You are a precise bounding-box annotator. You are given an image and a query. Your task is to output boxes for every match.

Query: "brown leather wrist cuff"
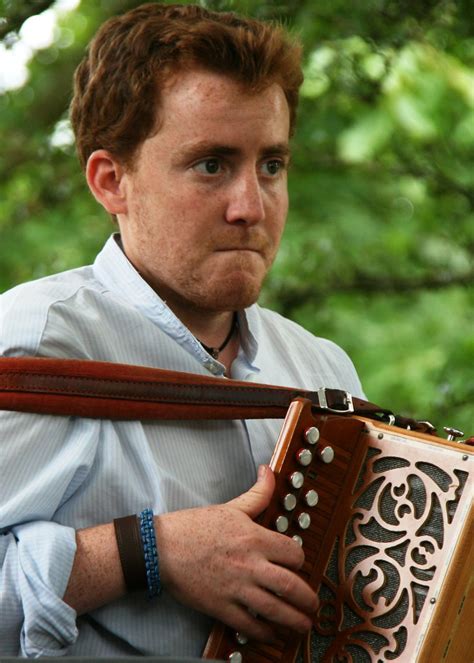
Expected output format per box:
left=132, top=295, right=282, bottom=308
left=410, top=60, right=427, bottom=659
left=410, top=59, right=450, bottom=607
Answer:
left=113, top=514, right=147, bottom=592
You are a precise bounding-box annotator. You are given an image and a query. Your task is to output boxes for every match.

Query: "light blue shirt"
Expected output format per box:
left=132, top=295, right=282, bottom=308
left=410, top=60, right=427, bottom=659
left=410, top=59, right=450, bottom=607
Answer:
left=0, top=235, right=364, bottom=658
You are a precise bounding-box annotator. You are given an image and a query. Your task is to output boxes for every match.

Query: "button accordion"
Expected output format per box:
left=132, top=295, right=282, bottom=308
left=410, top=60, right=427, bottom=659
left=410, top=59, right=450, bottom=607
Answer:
left=203, top=398, right=473, bottom=663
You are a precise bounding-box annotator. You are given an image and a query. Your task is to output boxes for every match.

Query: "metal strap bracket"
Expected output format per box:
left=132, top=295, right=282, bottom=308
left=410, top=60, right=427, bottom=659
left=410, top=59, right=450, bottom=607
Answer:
left=317, top=388, right=354, bottom=414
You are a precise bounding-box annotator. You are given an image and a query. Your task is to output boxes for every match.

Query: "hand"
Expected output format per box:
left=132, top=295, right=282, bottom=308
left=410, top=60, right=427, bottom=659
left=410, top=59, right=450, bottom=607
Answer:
left=154, top=465, right=318, bottom=642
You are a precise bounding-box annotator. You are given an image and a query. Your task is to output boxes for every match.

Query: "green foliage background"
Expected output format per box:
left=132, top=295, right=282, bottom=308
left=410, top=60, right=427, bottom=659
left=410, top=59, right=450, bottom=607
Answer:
left=1, top=0, right=473, bottom=433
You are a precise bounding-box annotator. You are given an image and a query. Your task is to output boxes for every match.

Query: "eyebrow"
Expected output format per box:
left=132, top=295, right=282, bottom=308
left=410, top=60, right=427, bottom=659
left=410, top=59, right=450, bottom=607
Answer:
left=179, top=140, right=291, bottom=161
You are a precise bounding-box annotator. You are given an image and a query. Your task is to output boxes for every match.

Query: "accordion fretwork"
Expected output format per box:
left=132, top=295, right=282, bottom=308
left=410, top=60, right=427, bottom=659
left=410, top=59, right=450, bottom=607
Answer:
left=204, top=398, right=473, bottom=662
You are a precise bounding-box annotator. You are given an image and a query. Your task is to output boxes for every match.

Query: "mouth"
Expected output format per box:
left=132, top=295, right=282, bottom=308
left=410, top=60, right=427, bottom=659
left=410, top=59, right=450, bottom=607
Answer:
left=216, top=247, right=261, bottom=253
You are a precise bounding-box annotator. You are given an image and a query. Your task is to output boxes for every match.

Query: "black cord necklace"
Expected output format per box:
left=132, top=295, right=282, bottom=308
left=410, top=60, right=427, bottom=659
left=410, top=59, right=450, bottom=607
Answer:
left=198, top=313, right=238, bottom=360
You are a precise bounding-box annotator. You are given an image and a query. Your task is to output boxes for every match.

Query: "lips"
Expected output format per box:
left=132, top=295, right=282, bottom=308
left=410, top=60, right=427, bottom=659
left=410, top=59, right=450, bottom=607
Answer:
left=215, top=241, right=267, bottom=252
left=217, top=247, right=260, bottom=252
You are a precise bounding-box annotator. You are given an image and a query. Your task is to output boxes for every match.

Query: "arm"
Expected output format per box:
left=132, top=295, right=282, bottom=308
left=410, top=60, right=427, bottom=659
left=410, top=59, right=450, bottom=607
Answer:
left=64, top=465, right=317, bottom=643
left=0, top=412, right=98, bottom=657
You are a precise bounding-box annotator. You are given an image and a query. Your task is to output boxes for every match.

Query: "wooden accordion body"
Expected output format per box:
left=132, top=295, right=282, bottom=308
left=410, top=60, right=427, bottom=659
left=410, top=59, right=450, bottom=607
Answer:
left=203, top=399, right=474, bottom=662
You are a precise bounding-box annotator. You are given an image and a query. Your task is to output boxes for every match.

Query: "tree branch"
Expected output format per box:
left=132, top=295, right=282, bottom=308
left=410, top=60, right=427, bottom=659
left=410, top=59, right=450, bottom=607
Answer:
left=272, top=269, right=474, bottom=313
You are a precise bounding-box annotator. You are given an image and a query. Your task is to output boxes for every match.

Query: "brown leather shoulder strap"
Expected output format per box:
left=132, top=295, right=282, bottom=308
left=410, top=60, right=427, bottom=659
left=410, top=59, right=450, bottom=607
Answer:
left=0, top=356, right=394, bottom=423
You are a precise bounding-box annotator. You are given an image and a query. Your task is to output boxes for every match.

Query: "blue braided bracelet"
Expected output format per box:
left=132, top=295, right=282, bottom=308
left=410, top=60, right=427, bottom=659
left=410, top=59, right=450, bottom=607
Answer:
left=139, top=508, right=161, bottom=599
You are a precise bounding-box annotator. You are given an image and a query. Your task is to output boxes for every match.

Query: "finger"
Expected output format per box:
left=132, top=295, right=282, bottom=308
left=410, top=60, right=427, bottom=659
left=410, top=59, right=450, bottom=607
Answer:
left=259, top=528, right=306, bottom=571
left=264, top=563, right=318, bottom=616
left=240, top=586, right=313, bottom=634
left=222, top=602, right=279, bottom=644
left=227, top=464, right=275, bottom=520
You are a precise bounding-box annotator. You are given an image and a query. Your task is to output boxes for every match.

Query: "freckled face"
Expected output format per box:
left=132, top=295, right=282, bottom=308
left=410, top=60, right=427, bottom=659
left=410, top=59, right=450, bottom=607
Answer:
left=118, top=69, right=290, bottom=314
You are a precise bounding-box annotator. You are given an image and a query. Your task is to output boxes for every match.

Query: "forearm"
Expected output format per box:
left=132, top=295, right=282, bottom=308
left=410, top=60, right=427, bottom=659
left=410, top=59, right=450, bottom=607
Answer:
left=63, top=468, right=317, bottom=644
left=2, top=520, right=78, bottom=657
left=63, top=522, right=127, bottom=615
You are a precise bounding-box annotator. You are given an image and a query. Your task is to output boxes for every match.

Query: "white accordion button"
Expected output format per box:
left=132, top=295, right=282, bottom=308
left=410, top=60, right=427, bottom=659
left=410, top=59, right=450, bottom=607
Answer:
left=298, top=512, right=311, bottom=530
left=319, top=446, right=335, bottom=464
left=228, top=652, right=243, bottom=662
left=305, top=489, right=319, bottom=507
left=275, top=515, right=289, bottom=533
left=289, top=471, right=304, bottom=489
left=283, top=493, right=297, bottom=511
left=296, top=448, right=313, bottom=466
left=235, top=632, right=248, bottom=645
left=305, top=426, right=320, bottom=445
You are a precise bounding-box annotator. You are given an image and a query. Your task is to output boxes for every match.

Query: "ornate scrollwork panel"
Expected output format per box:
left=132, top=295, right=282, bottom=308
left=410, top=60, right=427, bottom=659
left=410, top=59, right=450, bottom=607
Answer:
left=311, top=430, right=471, bottom=662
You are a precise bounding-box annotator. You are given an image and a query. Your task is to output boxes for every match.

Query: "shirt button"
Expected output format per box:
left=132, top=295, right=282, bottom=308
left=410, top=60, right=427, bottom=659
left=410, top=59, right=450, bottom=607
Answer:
left=204, top=361, right=221, bottom=375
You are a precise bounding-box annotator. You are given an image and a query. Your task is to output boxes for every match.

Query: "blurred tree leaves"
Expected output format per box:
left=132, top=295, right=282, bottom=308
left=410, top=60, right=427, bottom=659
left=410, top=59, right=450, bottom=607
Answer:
left=0, top=0, right=472, bottom=432
left=0, top=1, right=56, bottom=39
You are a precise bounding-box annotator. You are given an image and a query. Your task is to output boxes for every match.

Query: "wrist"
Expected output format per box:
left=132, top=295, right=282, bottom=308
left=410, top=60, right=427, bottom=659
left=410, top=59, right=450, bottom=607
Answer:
left=113, top=508, right=161, bottom=599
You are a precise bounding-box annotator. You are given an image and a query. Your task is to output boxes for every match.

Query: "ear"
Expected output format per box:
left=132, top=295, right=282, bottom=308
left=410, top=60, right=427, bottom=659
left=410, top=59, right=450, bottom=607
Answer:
left=86, top=150, right=128, bottom=215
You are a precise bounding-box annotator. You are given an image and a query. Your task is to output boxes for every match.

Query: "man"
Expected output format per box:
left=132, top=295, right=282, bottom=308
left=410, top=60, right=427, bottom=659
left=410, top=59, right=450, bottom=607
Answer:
left=0, top=3, right=364, bottom=658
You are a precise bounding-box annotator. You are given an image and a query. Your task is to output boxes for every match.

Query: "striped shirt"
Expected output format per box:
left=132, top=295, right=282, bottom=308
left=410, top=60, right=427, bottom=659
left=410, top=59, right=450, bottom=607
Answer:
left=0, top=234, right=364, bottom=657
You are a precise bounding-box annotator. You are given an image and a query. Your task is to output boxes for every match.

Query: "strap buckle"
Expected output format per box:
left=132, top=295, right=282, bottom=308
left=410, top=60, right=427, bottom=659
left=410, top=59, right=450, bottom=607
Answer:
left=317, top=388, right=354, bottom=414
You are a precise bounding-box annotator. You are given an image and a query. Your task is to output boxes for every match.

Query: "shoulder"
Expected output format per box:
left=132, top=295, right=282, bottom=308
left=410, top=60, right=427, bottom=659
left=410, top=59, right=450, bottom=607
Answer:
left=254, top=305, right=347, bottom=357
left=250, top=305, right=365, bottom=398
left=0, top=266, right=100, bottom=357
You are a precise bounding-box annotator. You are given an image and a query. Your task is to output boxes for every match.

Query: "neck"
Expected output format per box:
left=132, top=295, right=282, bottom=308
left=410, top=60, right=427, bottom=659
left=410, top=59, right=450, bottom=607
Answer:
left=166, top=302, right=240, bottom=373
left=174, top=307, right=235, bottom=348
left=195, top=312, right=240, bottom=375
left=209, top=329, right=240, bottom=375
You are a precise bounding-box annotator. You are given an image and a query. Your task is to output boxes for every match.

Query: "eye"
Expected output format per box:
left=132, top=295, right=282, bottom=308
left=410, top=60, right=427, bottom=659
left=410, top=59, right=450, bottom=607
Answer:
left=261, top=159, right=285, bottom=176
left=193, top=158, right=222, bottom=175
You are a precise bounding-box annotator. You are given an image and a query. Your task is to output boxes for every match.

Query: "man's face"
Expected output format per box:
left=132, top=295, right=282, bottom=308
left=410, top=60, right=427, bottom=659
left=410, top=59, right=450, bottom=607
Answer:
left=118, top=69, right=290, bottom=316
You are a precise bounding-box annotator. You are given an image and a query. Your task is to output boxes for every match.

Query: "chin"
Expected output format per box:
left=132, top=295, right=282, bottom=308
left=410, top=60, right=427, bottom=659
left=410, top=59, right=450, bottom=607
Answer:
left=198, top=275, right=263, bottom=312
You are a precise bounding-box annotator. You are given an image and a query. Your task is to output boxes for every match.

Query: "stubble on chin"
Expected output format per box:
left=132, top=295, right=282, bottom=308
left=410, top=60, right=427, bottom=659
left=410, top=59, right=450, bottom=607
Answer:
left=211, top=285, right=261, bottom=312
left=201, top=248, right=280, bottom=311
left=185, top=275, right=263, bottom=313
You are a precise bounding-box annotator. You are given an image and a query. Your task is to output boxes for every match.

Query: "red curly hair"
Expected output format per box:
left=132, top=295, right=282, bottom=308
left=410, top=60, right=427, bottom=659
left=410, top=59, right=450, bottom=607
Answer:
left=70, top=3, right=303, bottom=170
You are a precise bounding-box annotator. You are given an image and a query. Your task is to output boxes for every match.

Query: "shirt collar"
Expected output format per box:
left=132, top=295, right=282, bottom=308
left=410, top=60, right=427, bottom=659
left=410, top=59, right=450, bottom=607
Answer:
left=93, top=234, right=260, bottom=376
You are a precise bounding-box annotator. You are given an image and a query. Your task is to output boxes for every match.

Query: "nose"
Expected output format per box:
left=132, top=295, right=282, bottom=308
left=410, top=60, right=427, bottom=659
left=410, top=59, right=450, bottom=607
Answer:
left=224, top=169, right=265, bottom=226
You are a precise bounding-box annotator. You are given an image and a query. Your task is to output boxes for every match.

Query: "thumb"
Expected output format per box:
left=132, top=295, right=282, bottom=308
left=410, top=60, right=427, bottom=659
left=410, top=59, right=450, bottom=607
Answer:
left=228, top=464, right=275, bottom=520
